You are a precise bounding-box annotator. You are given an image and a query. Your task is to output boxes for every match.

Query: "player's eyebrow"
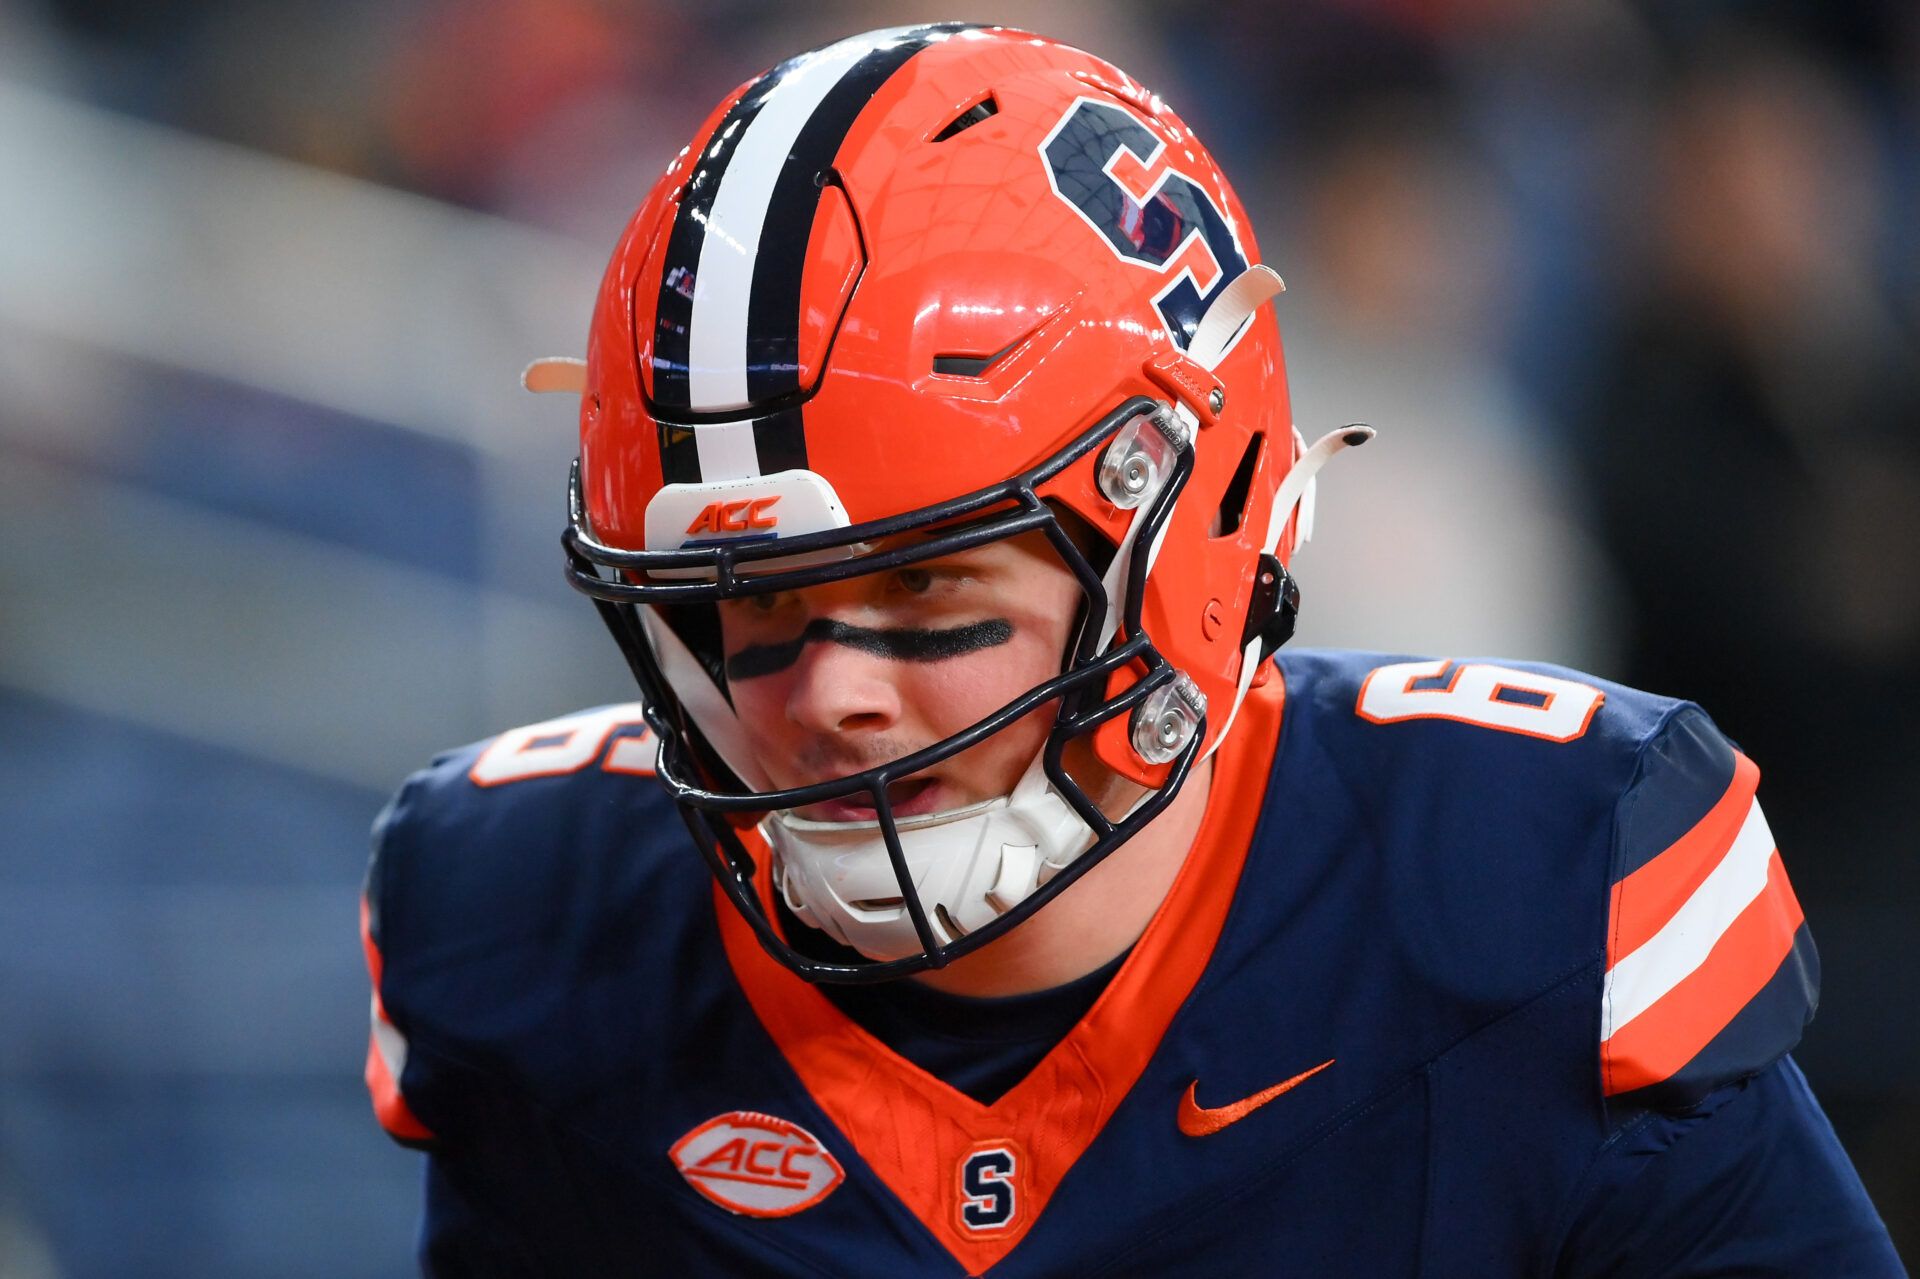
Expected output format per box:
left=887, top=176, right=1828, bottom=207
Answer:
left=725, top=618, right=1014, bottom=681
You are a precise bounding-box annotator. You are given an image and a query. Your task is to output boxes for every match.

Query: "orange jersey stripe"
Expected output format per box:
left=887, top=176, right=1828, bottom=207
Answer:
left=1603, top=850, right=1805, bottom=1096
left=360, top=896, right=434, bottom=1142
left=1608, top=752, right=1759, bottom=965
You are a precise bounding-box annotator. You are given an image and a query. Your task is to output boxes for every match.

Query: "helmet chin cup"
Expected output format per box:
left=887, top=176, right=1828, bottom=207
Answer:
left=766, top=757, right=1096, bottom=963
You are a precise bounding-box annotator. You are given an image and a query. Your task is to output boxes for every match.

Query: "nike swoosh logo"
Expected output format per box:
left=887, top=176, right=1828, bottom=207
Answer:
left=1177, top=1059, right=1335, bottom=1137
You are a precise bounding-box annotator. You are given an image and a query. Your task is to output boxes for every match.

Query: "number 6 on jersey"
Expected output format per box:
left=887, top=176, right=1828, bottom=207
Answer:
left=1356, top=659, right=1604, bottom=743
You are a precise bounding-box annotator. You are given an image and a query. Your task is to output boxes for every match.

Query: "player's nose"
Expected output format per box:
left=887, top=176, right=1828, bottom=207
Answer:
left=782, top=625, right=903, bottom=737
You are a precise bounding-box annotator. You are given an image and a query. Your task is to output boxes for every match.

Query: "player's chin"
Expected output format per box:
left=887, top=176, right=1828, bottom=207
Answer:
left=797, top=776, right=946, bottom=823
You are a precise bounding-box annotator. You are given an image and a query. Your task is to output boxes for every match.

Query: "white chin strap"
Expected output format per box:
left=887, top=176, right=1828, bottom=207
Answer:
left=1184, top=264, right=1378, bottom=761
left=766, top=749, right=1096, bottom=962
left=1188, top=265, right=1284, bottom=369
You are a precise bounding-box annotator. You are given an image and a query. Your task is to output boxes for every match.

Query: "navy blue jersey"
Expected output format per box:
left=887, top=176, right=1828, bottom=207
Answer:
left=360, top=651, right=1901, bottom=1276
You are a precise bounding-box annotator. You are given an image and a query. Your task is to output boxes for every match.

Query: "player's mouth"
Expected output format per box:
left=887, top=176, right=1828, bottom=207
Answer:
left=805, top=776, right=944, bottom=823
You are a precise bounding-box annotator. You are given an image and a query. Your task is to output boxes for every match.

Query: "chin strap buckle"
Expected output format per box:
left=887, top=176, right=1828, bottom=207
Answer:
left=1131, top=672, right=1207, bottom=765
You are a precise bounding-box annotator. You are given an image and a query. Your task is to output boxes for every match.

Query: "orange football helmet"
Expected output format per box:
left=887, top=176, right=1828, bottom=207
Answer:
left=552, top=23, right=1365, bottom=980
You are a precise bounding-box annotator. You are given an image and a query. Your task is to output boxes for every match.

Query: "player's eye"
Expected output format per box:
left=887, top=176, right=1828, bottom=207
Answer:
left=894, top=567, right=934, bottom=594
left=745, top=591, right=785, bottom=613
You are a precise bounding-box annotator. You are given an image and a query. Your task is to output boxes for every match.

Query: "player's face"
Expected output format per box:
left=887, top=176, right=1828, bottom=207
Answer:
left=716, top=531, right=1085, bottom=821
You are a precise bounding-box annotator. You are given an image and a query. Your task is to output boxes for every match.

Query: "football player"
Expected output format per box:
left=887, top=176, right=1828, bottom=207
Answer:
left=361, top=24, right=1904, bottom=1276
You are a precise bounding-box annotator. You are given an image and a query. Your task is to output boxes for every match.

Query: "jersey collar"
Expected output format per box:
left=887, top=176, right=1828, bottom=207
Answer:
left=714, top=673, right=1287, bottom=1273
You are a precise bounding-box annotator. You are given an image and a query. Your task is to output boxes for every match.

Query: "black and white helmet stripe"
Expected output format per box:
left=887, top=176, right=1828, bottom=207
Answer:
left=649, top=24, right=971, bottom=483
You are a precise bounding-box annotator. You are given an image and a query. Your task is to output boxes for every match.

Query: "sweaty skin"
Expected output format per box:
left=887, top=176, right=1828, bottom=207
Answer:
left=725, top=618, right=1015, bottom=682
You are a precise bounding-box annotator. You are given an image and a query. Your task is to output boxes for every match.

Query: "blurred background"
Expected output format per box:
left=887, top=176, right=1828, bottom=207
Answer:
left=0, top=0, right=1914, bottom=1273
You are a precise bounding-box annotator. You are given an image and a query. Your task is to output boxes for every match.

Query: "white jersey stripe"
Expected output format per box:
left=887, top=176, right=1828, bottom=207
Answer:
left=1602, top=796, right=1776, bottom=1040
left=685, top=32, right=890, bottom=418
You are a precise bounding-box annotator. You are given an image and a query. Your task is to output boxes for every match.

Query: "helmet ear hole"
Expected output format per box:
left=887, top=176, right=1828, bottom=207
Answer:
left=1210, top=432, right=1264, bottom=539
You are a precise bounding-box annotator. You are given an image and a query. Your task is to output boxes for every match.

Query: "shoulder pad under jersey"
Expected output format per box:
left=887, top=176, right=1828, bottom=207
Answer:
left=1272, top=650, right=1816, bottom=1116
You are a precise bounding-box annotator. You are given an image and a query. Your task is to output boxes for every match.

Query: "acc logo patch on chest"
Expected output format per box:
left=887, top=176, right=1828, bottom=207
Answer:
left=670, top=1111, right=845, bottom=1218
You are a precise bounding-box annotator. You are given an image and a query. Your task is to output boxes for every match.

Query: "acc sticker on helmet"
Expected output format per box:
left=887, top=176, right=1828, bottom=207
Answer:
left=669, top=1111, right=846, bottom=1217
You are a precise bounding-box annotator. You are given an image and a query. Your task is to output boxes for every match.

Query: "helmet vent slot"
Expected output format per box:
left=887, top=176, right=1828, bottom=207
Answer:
left=932, top=94, right=998, bottom=142
left=932, top=353, right=992, bottom=376
left=1210, top=431, right=1265, bottom=538
left=931, top=334, right=1021, bottom=378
